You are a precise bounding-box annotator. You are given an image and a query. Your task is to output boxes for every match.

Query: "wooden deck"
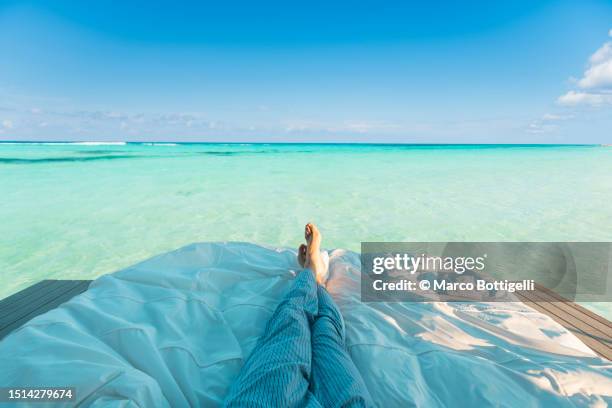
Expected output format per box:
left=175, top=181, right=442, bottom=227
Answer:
left=516, top=284, right=612, bottom=360
left=0, top=280, right=91, bottom=340
left=0, top=280, right=610, bottom=360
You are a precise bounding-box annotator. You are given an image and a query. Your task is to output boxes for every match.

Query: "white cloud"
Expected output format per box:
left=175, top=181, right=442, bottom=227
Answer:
left=284, top=119, right=399, bottom=134
left=589, top=42, right=612, bottom=65
left=558, top=30, right=612, bottom=105
left=578, top=52, right=612, bottom=89
left=542, top=113, right=572, bottom=121
left=557, top=90, right=612, bottom=106
left=2, top=119, right=13, bottom=129
left=527, top=122, right=558, bottom=134
left=527, top=112, right=574, bottom=134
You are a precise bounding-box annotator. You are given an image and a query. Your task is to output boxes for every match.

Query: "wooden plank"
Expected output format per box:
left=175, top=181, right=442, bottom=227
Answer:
left=526, top=288, right=612, bottom=340
left=0, top=280, right=79, bottom=325
left=0, top=280, right=77, bottom=320
left=0, top=280, right=55, bottom=312
left=0, top=280, right=83, bottom=324
left=0, top=280, right=91, bottom=340
left=520, top=289, right=612, bottom=346
left=516, top=294, right=612, bottom=360
left=0, top=281, right=90, bottom=340
left=533, top=284, right=612, bottom=329
left=516, top=290, right=612, bottom=360
left=517, top=289, right=610, bottom=345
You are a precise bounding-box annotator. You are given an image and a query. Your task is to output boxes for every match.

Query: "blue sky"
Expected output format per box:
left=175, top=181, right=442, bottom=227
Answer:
left=0, top=0, right=611, bottom=143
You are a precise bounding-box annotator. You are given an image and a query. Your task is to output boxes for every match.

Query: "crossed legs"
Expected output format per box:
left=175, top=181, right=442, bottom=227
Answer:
left=224, top=224, right=373, bottom=408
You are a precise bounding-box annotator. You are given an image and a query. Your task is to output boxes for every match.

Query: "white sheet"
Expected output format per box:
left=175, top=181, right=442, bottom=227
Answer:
left=1, top=243, right=610, bottom=407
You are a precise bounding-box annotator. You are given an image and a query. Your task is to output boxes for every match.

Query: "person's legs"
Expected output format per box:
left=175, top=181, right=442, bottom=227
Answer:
left=225, top=222, right=371, bottom=407
left=223, top=269, right=321, bottom=408
left=310, top=286, right=374, bottom=408
left=298, top=223, right=373, bottom=407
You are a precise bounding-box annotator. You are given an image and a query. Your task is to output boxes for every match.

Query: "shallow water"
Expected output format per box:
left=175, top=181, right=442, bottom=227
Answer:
left=1, top=142, right=611, bottom=318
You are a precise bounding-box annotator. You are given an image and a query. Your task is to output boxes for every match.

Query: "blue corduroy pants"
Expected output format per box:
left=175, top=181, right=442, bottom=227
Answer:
left=224, top=270, right=374, bottom=408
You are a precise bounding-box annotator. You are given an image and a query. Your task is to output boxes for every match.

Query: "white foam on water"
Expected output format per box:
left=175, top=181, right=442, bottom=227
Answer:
left=72, top=141, right=127, bottom=145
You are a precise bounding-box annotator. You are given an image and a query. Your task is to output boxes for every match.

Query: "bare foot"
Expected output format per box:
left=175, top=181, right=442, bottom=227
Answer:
left=304, top=223, right=328, bottom=284
left=297, top=244, right=307, bottom=268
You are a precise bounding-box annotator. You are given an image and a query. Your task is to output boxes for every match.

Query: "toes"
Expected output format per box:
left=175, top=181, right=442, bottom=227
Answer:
left=305, top=222, right=320, bottom=244
left=297, top=244, right=307, bottom=267
left=305, top=223, right=312, bottom=241
left=309, top=223, right=318, bottom=237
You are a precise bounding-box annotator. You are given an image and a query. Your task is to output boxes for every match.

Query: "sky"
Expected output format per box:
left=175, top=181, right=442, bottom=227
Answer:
left=0, top=0, right=611, bottom=143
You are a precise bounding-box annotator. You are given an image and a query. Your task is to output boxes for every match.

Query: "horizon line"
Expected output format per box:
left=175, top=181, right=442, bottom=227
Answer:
left=0, top=140, right=603, bottom=147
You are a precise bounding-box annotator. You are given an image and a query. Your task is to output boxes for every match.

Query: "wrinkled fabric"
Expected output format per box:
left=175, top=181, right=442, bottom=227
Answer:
left=224, top=269, right=372, bottom=408
left=0, top=242, right=610, bottom=407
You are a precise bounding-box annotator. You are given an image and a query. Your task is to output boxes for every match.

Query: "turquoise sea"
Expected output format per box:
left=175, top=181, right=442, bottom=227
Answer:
left=1, top=142, right=611, bottom=318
